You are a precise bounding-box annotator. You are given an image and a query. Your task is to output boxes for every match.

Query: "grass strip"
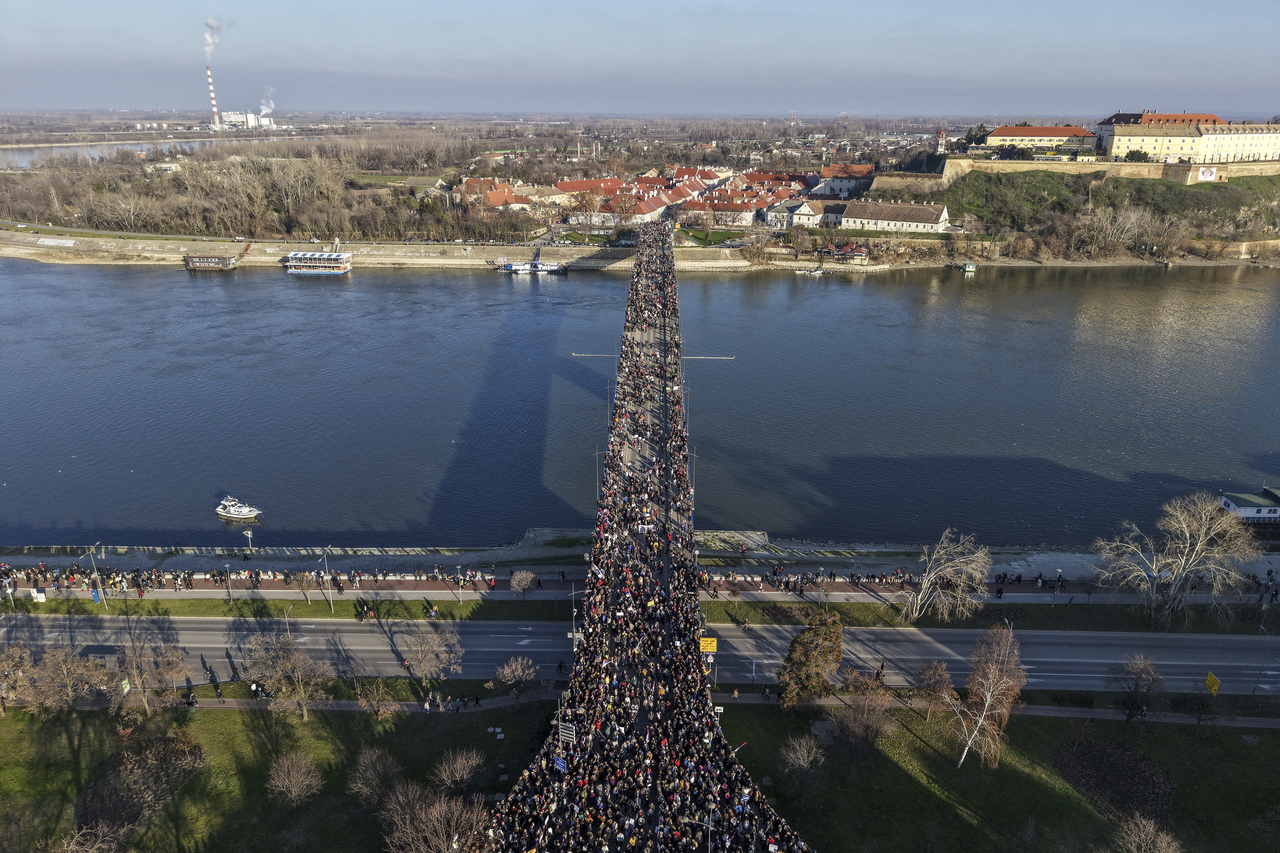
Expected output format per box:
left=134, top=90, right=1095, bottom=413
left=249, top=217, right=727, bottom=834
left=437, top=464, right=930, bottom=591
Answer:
left=3, top=595, right=572, bottom=622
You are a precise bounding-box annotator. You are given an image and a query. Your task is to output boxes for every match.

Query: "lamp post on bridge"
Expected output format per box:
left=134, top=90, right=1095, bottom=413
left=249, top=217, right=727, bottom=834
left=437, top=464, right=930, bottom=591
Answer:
left=680, top=816, right=714, bottom=853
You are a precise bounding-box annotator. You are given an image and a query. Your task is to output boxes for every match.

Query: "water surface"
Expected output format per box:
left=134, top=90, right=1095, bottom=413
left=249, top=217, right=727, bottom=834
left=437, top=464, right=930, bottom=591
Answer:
left=1, top=260, right=1276, bottom=548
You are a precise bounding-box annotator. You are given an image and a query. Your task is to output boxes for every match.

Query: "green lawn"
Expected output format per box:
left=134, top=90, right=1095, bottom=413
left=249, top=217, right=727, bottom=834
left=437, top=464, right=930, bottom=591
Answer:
left=721, top=705, right=1280, bottom=852
left=6, top=594, right=573, bottom=623
left=2, top=700, right=1275, bottom=852
left=675, top=228, right=745, bottom=246
left=0, top=702, right=555, bottom=852
left=561, top=231, right=609, bottom=244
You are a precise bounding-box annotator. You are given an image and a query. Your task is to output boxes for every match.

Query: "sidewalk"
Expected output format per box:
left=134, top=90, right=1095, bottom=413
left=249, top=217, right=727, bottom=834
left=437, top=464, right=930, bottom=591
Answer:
left=5, top=535, right=1277, bottom=608
left=8, top=572, right=1268, bottom=610
left=28, top=690, right=1279, bottom=731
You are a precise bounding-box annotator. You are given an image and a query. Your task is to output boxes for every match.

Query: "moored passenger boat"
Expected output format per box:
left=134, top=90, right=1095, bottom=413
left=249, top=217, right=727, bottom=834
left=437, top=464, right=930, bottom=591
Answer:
left=282, top=251, right=353, bottom=275
left=184, top=254, right=239, bottom=271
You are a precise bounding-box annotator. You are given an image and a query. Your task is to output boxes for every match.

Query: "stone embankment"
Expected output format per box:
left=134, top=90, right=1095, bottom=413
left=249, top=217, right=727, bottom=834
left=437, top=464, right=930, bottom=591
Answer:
left=5, top=528, right=1278, bottom=590
left=2, top=223, right=1272, bottom=271
left=872, top=156, right=1280, bottom=193
left=0, top=227, right=772, bottom=272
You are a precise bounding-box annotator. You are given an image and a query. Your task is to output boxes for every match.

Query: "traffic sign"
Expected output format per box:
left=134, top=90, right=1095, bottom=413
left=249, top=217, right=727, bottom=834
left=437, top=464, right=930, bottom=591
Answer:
left=554, top=756, right=567, bottom=773
left=700, top=637, right=717, bottom=653
left=1205, top=671, right=1220, bottom=696
left=558, top=722, right=577, bottom=744
left=121, top=679, right=131, bottom=695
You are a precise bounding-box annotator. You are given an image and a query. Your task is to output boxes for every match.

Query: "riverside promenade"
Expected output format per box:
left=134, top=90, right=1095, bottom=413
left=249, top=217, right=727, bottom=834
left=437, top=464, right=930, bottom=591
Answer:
left=5, top=535, right=1278, bottom=609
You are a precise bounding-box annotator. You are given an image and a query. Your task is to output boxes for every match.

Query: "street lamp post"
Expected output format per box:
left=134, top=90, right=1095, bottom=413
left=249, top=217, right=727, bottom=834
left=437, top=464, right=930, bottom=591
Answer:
left=567, top=586, right=587, bottom=651
left=80, top=541, right=106, bottom=611
left=680, top=816, right=713, bottom=853
left=285, top=603, right=294, bottom=639
left=317, top=547, right=334, bottom=614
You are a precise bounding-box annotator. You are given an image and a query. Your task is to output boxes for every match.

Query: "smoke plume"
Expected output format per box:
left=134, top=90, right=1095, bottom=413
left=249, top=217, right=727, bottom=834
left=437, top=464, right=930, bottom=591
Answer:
left=203, top=17, right=222, bottom=60
left=260, top=89, right=275, bottom=117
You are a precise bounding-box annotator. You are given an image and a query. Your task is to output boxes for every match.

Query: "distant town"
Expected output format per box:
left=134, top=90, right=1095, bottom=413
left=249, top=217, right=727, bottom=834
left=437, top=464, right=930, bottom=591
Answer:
left=2, top=107, right=1278, bottom=265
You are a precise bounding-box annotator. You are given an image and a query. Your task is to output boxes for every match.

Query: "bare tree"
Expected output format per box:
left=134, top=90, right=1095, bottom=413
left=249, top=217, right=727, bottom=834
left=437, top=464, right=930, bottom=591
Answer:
left=1111, top=814, right=1186, bottom=853
left=355, top=676, right=401, bottom=720
left=486, top=655, right=539, bottom=701
left=916, top=660, right=957, bottom=722
left=50, top=822, right=134, bottom=853
left=113, top=639, right=164, bottom=719
left=381, top=781, right=487, bottom=853
left=1094, top=493, right=1259, bottom=629
left=403, top=625, right=463, bottom=691
left=154, top=645, right=188, bottom=695
left=1107, top=654, right=1164, bottom=730
left=243, top=634, right=332, bottom=722
left=292, top=570, right=317, bottom=604
left=348, top=746, right=404, bottom=808
left=28, top=646, right=109, bottom=719
left=509, top=570, right=536, bottom=602
left=429, top=748, right=484, bottom=795
left=266, top=752, right=324, bottom=808
left=900, top=528, right=991, bottom=624
left=573, top=188, right=606, bottom=232
left=787, top=224, right=812, bottom=257
left=828, top=667, right=896, bottom=768
left=950, top=625, right=1026, bottom=769
left=777, top=734, right=825, bottom=807
left=0, top=641, right=32, bottom=716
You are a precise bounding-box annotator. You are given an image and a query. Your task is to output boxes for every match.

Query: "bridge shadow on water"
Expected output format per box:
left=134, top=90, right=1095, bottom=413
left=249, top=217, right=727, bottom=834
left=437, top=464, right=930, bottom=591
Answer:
left=694, top=445, right=1230, bottom=547
left=411, top=275, right=620, bottom=545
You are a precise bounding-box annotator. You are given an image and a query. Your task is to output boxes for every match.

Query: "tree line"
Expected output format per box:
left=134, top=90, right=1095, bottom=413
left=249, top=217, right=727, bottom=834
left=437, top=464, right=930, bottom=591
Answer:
left=775, top=490, right=1264, bottom=760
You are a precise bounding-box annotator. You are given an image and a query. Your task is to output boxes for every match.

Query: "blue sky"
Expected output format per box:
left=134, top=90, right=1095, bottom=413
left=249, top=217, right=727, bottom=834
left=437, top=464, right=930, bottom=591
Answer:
left=3, top=0, right=1277, bottom=117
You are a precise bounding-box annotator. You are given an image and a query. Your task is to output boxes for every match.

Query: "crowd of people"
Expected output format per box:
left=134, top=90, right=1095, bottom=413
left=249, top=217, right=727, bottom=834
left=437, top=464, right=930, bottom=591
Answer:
left=489, top=223, right=810, bottom=853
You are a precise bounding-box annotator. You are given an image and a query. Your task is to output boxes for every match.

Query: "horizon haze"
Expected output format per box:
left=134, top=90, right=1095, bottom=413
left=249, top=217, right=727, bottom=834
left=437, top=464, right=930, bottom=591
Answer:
left=2, top=0, right=1278, bottom=118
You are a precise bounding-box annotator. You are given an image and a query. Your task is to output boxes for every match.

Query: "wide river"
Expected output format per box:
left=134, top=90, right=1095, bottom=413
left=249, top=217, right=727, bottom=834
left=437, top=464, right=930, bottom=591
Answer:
left=1, top=259, right=1277, bottom=549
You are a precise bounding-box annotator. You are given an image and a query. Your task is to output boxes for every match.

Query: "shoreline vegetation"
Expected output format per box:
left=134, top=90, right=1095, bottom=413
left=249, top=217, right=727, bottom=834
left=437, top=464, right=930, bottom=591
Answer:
left=2, top=122, right=1277, bottom=272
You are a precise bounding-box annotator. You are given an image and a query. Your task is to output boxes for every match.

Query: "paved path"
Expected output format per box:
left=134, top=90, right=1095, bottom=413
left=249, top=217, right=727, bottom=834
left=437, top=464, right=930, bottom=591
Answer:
left=13, top=689, right=1276, bottom=732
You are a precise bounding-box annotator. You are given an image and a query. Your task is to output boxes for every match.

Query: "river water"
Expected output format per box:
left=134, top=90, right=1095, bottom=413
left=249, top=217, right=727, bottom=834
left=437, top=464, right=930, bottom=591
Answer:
left=1, top=260, right=1277, bottom=548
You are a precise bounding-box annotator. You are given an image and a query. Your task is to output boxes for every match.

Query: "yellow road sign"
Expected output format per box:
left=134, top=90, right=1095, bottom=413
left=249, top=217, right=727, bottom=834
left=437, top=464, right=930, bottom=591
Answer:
left=700, top=637, right=718, bottom=653
left=1205, top=671, right=1220, bottom=696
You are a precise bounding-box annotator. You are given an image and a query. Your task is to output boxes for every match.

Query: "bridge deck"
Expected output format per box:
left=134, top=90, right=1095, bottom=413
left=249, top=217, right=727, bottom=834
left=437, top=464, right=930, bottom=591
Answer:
left=489, top=223, right=809, bottom=853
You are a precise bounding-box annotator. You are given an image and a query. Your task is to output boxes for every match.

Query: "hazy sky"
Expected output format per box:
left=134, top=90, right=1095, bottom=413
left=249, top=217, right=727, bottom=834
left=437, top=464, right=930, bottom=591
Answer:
left=3, top=0, right=1277, bottom=117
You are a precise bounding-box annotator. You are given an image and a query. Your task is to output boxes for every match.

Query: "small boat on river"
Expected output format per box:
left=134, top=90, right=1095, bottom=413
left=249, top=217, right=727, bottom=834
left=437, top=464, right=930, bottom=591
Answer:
left=216, top=496, right=262, bottom=521
left=502, top=249, right=565, bottom=274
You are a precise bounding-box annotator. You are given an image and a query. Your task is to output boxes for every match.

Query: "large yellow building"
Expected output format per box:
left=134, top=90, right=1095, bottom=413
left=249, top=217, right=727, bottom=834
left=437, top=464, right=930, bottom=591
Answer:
left=1097, top=111, right=1280, bottom=163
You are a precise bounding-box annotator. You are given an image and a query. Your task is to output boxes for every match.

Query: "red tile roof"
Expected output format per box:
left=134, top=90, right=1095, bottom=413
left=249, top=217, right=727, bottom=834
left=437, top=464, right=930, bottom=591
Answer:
left=988, top=126, right=1095, bottom=138
left=1100, top=111, right=1224, bottom=126
left=554, top=178, right=627, bottom=193
left=820, top=164, right=874, bottom=179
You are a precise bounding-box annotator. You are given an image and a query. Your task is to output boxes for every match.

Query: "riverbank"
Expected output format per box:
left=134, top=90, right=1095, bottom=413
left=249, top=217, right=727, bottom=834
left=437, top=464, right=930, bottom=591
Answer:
left=4, top=529, right=1278, bottom=587
left=2, top=224, right=1273, bottom=273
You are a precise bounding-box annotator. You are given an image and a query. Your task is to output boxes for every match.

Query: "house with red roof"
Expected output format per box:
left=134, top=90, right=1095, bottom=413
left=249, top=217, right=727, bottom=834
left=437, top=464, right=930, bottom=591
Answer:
left=813, top=163, right=875, bottom=197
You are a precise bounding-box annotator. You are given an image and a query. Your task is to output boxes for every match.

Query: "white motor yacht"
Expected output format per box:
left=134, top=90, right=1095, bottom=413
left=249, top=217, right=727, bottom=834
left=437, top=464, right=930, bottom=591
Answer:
left=216, top=496, right=262, bottom=521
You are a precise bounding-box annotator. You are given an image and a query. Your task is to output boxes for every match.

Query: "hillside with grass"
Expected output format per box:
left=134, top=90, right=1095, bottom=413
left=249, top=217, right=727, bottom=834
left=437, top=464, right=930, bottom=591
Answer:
left=864, top=170, right=1280, bottom=257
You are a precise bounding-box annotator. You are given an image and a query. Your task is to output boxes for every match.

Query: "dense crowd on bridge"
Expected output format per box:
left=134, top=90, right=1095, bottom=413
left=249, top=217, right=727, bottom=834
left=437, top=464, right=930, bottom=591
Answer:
left=489, top=223, right=810, bottom=853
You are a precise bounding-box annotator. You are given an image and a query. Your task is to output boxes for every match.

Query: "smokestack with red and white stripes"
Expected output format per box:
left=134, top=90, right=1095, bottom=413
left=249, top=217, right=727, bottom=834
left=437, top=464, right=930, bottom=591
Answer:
left=206, top=66, right=220, bottom=127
